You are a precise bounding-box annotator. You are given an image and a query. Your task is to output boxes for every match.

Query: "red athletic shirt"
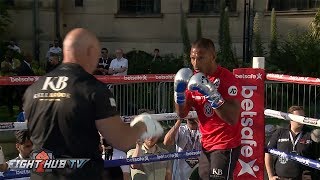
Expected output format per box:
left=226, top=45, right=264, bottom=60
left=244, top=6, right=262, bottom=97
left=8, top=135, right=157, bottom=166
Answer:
left=186, top=66, right=241, bottom=151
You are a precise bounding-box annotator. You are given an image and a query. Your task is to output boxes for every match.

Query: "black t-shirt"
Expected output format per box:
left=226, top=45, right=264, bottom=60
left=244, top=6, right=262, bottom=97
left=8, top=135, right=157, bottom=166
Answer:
left=266, top=126, right=315, bottom=178
left=23, top=63, right=118, bottom=179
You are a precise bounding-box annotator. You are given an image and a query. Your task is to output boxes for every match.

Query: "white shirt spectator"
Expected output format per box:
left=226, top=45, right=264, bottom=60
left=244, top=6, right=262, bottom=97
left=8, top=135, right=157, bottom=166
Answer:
left=8, top=45, right=21, bottom=53
left=173, top=125, right=201, bottom=180
left=109, top=57, right=128, bottom=76
left=49, top=46, right=62, bottom=55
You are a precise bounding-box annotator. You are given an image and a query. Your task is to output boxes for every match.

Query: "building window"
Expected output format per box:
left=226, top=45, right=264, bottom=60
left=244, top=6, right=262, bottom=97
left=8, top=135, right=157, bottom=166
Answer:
left=4, top=0, right=15, bottom=6
left=75, top=0, right=83, bottom=7
left=118, top=0, right=161, bottom=14
left=268, top=0, right=320, bottom=11
left=190, top=0, right=236, bottom=14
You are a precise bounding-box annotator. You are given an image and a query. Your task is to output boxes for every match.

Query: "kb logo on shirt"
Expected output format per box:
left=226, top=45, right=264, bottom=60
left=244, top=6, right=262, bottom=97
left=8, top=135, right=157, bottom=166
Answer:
left=42, top=76, right=69, bottom=91
left=212, top=168, right=223, bottom=176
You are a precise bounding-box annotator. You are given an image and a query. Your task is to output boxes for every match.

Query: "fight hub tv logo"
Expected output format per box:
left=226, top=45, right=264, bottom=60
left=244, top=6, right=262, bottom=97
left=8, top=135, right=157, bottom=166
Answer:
left=238, top=86, right=259, bottom=178
left=8, top=150, right=90, bottom=173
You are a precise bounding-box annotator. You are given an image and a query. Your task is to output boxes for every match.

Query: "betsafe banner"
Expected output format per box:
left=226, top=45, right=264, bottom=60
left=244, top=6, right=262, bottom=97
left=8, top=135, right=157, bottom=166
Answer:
left=233, top=68, right=265, bottom=180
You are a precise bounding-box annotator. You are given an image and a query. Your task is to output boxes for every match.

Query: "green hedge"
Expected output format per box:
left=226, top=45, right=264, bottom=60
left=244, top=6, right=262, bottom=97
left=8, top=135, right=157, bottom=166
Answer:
left=126, top=50, right=184, bottom=75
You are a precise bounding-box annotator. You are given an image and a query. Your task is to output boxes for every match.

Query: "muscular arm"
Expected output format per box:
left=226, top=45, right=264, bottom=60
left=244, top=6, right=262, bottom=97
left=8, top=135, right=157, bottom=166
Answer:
left=96, top=116, right=146, bottom=151
left=265, top=129, right=281, bottom=180
left=214, top=99, right=240, bottom=125
left=175, top=97, right=192, bottom=118
left=129, top=143, right=144, bottom=169
left=265, top=153, right=277, bottom=179
left=163, top=119, right=182, bottom=146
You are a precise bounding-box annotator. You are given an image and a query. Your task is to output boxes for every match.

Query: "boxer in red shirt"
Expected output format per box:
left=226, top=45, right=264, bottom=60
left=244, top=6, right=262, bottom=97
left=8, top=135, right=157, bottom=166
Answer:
left=174, top=38, right=241, bottom=180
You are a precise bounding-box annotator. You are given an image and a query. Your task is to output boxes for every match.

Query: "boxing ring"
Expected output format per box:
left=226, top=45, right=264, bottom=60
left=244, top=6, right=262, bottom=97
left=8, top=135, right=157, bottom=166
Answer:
left=1, top=59, right=320, bottom=179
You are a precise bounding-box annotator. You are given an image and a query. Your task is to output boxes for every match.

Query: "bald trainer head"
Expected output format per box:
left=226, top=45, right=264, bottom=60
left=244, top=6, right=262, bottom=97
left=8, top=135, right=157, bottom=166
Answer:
left=62, top=28, right=100, bottom=74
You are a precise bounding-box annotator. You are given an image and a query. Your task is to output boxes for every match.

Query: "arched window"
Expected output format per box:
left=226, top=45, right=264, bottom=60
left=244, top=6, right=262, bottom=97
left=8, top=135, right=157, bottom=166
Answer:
left=75, top=0, right=83, bottom=7
left=4, top=0, right=15, bottom=6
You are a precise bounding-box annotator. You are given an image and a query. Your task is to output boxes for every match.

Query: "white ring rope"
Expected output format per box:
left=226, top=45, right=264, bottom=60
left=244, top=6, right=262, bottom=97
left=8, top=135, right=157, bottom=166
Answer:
left=0, top=111, right=199, bottom=131
left=1, top=109, right=319, bottom=131
left=264, top=109, right=320, bottom=127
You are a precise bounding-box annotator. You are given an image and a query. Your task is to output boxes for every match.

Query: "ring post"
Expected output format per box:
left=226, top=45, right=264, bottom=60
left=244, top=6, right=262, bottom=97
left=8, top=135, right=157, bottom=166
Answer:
left=233, top=57, right=265, bottom=179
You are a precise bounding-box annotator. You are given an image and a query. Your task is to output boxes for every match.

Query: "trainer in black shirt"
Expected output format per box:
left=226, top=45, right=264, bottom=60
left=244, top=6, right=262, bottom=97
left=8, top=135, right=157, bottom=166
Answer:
left=265, top=106, right=316, bottom=180
left=22, top=28, right=162, bottom=180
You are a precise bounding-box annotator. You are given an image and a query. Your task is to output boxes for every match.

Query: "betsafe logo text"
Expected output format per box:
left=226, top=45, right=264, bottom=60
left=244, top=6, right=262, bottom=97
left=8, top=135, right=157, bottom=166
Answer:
left=8, top=150, right=90, bottom=173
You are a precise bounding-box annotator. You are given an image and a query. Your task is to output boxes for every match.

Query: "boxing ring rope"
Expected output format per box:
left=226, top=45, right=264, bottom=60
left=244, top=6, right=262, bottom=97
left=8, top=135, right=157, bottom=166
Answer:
left=0, top=73, right=318, bottom=85
left=1, top=109, right=320, bottom=179
left=266, top=73, right=320, bottom=85
left=2, top=148, right=320, bottom=179
left=1, top=109, right=318, bottom=131
left=0, top=111, right=198, bottom=132
left=1, top=68, right=320, bottom=179
left=264, top=109, right=320, bottom=127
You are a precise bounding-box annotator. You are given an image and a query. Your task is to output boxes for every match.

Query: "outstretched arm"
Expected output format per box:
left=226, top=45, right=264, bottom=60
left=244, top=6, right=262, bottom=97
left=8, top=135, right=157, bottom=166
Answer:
left=163, top=119, right=182, bottom=146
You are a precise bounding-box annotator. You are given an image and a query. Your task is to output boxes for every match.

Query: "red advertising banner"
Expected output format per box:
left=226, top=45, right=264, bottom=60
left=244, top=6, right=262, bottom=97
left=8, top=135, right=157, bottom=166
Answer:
left=233, top=68, right=265, bottom=180
left=0, top=74, right=175, bottom=86
left=266, top=73, right=320, bottom=85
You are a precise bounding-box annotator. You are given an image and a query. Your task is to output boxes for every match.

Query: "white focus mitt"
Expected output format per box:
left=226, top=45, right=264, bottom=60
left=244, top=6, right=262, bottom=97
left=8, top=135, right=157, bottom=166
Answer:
left=0, top=146, right=5, bottom=165
left=130, top=113, right=164, bottom=140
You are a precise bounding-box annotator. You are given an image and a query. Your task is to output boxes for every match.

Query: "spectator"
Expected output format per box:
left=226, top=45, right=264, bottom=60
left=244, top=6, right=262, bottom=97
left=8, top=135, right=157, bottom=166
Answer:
left=127, top=136, right=172, bottom=180
left=0, top=50, right=20, bottom=116
left=109, top=49, right=128, bottom=76
left=1, top=50, right=21, bottom=76
left=94, top=48, right=113, bottom=75
left=0, top=130, right=32, bottom=172
left=7, top=39, right=21, bottom=53
left=49, top=40, right=62, bottom=58
left=17, top=53, right=34, bottom=76
left=16, top=53, right=34, bottom=112
left=152, top=48, right=161, bottom=61
left=46, top=54, right=60, bottom=73
left=45, top=43, right=54, bottom=62
left=265, top=106, right=318, bottom=180
left=163, top=118, right=201, bottom=180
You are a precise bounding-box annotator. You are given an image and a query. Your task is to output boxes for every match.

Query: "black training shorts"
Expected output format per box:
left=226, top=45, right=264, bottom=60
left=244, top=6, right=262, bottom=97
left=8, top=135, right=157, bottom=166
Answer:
left=199, top=146, right=241, bottom=180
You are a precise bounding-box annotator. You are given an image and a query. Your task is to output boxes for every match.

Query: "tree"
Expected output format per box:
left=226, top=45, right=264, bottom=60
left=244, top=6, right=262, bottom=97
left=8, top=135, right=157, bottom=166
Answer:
left=180, top=2, right=191, bottom=67
left=218, top=0, right=226, bottom=48
left=269, top=8, right=278, bottom=60
left=196, top=18, right=202, bottom=40
left=275, top=31, right=320, bottom=77
left=268, top=8, right=280, bottom=71
left=0, top=2, right=12, bottom=36
left=217, top=6, right=238, bottom=69
left=253, top=12, right=264, bottom=56
left=310, top=8, right=320, bottom=39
